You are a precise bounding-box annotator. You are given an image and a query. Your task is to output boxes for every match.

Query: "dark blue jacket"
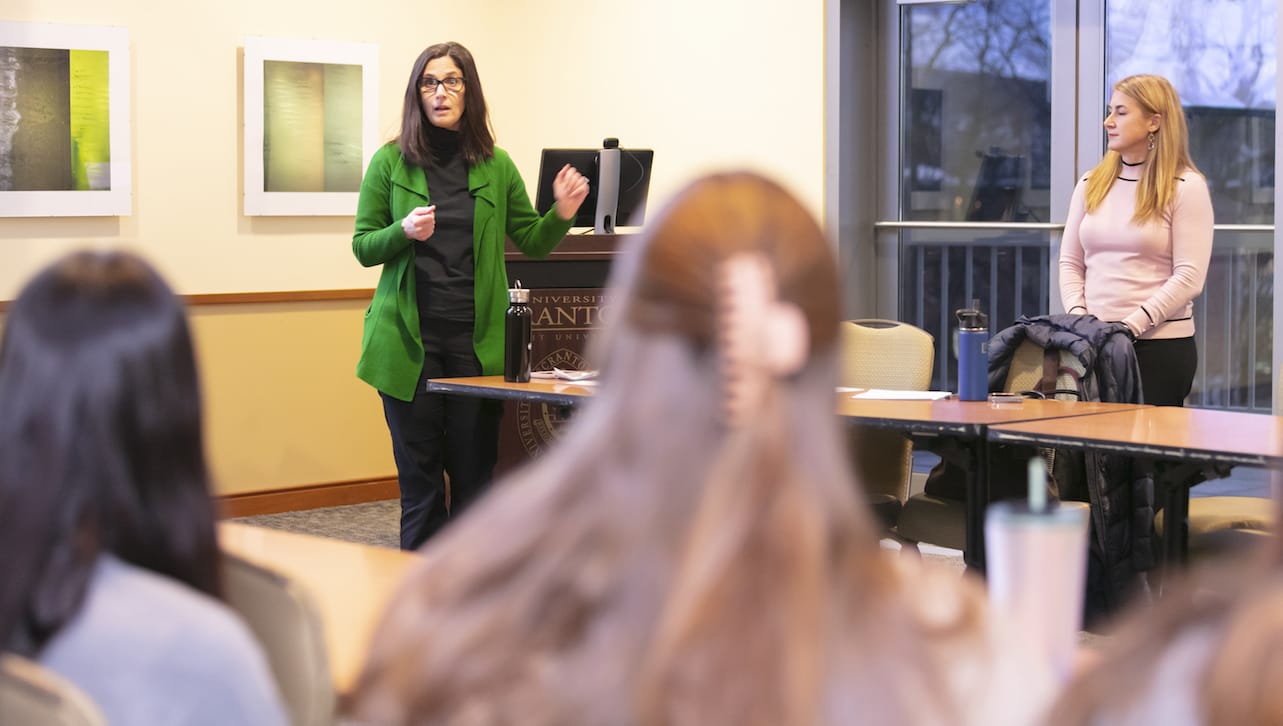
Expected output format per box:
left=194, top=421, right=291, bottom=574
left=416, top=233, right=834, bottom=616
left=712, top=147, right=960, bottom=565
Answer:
left=988, top=314, right=1152, bottom=617
left=987, top=313, right=1142, bottom=404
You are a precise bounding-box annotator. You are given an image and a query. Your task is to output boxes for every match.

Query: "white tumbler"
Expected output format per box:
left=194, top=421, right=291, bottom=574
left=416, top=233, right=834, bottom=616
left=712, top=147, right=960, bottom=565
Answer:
left=985, top=499, right=1090, bottom=682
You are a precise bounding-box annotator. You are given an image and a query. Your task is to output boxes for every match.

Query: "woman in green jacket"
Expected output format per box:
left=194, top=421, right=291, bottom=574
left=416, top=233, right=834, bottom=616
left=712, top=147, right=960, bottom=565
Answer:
left=353, top=41, right=588, bottom=549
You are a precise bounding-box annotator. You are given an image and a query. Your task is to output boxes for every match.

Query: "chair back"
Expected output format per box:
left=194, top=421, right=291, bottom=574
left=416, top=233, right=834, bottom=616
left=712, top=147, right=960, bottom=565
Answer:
left=839, top=319, right=935, bottom=390
left=223, top=552, right=335, bottom=726
left=0, top=654, right=105, bottom=726
left=1002, top=339, right=1087, bottom=400
left=839, top=319, right=935, bottom=507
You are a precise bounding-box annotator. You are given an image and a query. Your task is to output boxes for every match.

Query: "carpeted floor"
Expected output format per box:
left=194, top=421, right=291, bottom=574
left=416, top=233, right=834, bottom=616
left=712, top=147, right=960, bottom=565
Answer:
left=232, top=500, right=400, bottom=549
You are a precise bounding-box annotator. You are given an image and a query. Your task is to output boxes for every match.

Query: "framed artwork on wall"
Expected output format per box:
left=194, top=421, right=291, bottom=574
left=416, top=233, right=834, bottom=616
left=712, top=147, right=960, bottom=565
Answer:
left=243, top=36, right=379, bottom=216
left=0, top=22, right=131, bottom=217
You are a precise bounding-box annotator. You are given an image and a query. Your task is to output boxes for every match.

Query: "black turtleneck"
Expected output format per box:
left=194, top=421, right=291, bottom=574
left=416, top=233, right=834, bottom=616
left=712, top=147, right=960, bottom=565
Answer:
left=415, top=125, right=476, bottom=332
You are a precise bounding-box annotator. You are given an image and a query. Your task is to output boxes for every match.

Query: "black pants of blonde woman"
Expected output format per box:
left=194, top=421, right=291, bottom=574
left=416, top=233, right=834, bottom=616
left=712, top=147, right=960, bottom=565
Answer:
left=1133, top=336, right=1198, bottom=407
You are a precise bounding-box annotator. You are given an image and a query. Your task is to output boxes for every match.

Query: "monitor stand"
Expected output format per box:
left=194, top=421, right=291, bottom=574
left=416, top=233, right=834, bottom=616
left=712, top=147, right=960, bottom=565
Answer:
left=594, top=140, right=620, bottom=234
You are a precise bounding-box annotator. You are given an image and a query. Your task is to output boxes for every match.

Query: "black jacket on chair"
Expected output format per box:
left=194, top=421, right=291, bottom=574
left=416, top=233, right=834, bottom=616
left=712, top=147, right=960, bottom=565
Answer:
left=988, top=313, right=1153, bottom=621
left=988, top=313, right=1142, bottom=405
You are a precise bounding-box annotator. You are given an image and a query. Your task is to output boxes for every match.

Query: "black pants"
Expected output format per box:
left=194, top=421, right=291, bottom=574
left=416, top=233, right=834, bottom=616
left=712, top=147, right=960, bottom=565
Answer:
left=379, top=319, right=501, bottom=550
left=1133, top=336, right=1197, bottom=407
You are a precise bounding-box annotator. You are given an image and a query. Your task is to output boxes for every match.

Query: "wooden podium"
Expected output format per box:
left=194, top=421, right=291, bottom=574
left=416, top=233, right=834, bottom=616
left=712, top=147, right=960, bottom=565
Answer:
left=496, top=233, right=629, bottom=475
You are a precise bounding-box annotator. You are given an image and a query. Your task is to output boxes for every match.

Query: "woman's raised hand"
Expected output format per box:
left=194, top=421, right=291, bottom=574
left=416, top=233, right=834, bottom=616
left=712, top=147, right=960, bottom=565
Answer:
left=553, top=164, right=590, bottom=221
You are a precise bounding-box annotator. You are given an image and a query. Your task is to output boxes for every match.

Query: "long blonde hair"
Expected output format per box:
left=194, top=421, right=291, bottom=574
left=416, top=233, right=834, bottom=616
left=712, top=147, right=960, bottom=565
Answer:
left=348, top=172, right=985, bottom=725
left=1084, top=74, right=1199, bottom=224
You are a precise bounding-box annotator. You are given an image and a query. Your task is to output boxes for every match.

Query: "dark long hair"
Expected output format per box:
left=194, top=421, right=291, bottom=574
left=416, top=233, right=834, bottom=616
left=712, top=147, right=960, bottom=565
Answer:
left=0, top=250, right=220, bottom=655
left=397, top=41, right=495, bottom=167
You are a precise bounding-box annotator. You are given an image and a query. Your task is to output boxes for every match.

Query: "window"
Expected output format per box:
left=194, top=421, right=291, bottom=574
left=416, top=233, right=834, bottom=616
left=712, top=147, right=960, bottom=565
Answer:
left=897, top=0, right=1054, bottom=388
left=867, top=0, right=1278, bottom=408
left=901, top=0, right=1052, bottom=223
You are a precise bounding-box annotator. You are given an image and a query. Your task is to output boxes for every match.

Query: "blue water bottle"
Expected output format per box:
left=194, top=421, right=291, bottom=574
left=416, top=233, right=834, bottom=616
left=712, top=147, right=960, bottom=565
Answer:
left=956, top=299, right=989, bottom=401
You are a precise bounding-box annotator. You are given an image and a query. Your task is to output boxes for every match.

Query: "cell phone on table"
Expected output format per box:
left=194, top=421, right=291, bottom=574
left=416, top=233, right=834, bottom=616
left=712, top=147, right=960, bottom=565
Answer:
left=988, top=392, right=1024, bottom=404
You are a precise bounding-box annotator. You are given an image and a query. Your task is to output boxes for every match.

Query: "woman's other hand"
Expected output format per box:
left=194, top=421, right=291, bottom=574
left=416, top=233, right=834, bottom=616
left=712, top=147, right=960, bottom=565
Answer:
left=401, top=205, right=436, bottom=241
left=553, top=164, right=590, bottom=221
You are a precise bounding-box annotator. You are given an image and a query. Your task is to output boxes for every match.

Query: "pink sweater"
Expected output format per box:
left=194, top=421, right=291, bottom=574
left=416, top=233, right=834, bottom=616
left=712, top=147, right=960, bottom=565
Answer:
left=1058, top=167, right=1214, bottom=340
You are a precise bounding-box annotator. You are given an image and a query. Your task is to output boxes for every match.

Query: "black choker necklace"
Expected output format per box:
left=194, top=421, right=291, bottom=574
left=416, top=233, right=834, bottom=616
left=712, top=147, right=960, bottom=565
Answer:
left=1120, top=158, right=1144, bottom=167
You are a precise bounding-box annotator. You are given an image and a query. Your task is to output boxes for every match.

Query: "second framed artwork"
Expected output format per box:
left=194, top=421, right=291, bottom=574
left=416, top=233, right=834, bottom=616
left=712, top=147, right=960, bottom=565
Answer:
left=243, top=36, right=379, bottom=216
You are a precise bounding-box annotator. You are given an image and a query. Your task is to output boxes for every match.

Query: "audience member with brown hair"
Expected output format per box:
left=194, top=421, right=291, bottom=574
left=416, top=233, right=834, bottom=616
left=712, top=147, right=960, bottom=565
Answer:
left=348, top=172, right=1055, bottom=725
left=1047, top=513, right=1283, bottom=725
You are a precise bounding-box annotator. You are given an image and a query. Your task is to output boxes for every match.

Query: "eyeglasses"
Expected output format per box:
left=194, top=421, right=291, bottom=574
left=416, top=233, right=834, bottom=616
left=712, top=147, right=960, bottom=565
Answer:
left=420, top=76, right=464, bottom=94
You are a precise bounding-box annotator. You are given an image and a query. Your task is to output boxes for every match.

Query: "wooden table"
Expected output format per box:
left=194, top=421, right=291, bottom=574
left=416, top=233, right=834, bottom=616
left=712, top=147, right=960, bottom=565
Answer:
left=833, top=396, right=1149, bottom=569
left=427, top=376, right=1153, bottom=571
left=833, top=396, right=1143, bottom=435
left=426, top=375, right=596, bottom=407
left=218, top=522, right=419, bottom=695
left=989, top=407, right=1283, bottom=566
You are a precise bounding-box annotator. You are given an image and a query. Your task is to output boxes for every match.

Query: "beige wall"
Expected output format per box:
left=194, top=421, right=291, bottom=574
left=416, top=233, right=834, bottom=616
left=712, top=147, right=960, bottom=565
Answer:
left=0, top=1, right=826, bottom=494
left=189, top=301, right=391, bottom=495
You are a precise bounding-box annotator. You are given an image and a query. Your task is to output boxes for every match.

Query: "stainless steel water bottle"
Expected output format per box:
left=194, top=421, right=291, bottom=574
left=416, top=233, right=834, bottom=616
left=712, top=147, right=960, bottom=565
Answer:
left=956, top=299, right=989, bottom=401
left=504, top=282, right=532, bottom=383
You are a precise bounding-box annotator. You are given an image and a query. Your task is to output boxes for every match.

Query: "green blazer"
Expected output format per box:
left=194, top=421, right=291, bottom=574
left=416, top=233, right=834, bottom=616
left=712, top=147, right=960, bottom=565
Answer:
left=352, top=142, right=573, bottom=401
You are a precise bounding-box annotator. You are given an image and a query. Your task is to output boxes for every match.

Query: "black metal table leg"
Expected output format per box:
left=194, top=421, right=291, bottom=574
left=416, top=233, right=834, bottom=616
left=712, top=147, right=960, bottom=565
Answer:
left=1154, top=460, right=1224, bottom=588
left=1159, top=471, right=1189, bottom=570
left=964, top=439, right=989, bottom=573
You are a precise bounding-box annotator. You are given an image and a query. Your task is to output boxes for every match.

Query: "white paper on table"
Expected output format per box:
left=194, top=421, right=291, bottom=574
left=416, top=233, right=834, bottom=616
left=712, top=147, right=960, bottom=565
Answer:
left=553, top=368, right=598, bottom=381
left=531, top=368, right=599, bottom=382
left=850, top=389, right=953, bottom=400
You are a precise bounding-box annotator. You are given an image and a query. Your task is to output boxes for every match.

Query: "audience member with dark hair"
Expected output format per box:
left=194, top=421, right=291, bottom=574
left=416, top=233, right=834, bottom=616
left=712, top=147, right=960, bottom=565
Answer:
left=0, top=250, right=287, bottom=725
left=349, top=172, right=1055, bottom=725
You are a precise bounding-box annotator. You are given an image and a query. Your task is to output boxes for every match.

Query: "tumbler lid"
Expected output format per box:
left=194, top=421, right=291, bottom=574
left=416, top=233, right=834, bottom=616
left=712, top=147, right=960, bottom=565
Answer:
left=987, top=499, right=1089, bottom=528
left=956, top=298, right=988, bottom=329
left=508, top=281, right=530, bottom=304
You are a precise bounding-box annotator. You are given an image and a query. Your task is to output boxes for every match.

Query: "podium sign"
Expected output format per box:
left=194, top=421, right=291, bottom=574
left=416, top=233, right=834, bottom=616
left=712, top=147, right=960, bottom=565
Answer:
left=495, top=287, right=608, bottom=475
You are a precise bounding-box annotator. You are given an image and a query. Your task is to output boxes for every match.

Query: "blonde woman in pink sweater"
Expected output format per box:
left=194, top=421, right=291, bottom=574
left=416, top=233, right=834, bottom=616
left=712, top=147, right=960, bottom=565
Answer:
left=1059, top=74, right=1214, bottom=406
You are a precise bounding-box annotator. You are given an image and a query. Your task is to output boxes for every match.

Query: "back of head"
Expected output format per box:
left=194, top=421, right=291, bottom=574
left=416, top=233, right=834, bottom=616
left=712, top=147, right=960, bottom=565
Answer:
left=0, top=250, right=218, bottom=654
left=613, top=171, right=839, bottom=356
left=584, top=172, right=849, bottom=523
left=617, top=173, right=862, bottom=724
left=354, top=172, right=931, bottom=726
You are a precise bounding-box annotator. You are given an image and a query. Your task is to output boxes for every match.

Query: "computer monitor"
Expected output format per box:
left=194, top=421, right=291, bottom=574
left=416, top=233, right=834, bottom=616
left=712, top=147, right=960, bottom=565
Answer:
left=535, top=142, right=654, bottom=233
